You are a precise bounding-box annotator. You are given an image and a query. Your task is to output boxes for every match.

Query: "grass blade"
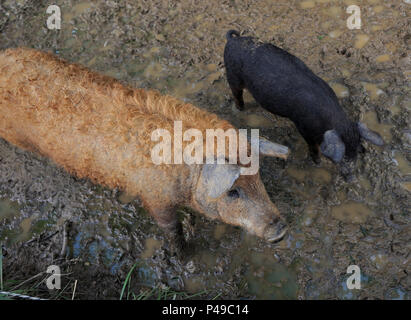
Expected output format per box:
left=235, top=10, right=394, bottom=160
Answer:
left=120, top=263, right=138, bottom=300
left=0, top=245, right=3, bottom=291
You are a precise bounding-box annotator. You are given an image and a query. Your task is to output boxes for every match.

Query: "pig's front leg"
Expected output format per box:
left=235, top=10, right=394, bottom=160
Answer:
left=147, top=204, right=186, bottom=258
left=309, top=143, right=321, bottom=164
left=295, top=126, right=321, bottom=164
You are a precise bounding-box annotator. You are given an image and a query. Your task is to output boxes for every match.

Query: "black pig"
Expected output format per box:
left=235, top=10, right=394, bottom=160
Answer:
left=224, top=30, right=384, bottom=175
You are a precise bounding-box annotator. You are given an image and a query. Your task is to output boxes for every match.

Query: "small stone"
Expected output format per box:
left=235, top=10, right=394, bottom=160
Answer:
left=155, top=34, right=165, bottom=42
left=186, top=260, right=196, bottom=273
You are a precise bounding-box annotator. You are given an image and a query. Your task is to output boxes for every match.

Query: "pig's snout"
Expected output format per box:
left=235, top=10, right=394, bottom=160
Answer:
left=264, top=219, right=288, bottom=242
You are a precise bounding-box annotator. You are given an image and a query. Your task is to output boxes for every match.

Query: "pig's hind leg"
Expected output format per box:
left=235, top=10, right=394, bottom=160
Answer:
left=226, top=72, right=245, bottom=111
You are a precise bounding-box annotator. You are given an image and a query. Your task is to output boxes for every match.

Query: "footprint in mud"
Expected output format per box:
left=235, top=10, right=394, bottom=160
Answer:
left=331, top=201, right=373, bottom=224
left=141, top=237, right=162, bottom=259
left=239, top=113, right=275, bottom=128
left=362, top=110, right=392, bottom=142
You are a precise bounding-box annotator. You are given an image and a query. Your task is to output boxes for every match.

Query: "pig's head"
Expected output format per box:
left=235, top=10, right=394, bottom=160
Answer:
left=319, top=121, right=384, bottom=181
left=191, top=138, right=289, bottom=242
left=320, top=121, right=384, bottom=163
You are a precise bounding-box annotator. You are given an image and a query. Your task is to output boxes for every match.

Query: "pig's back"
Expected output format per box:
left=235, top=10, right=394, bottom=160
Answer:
left=0, top=48, right=190, bottom=193
left=234, top=39, right=344, bottom=124
left=0, top=48, right=236, bottom=195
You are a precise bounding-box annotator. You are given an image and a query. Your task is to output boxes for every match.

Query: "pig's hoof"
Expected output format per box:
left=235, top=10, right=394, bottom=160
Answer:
left=342, top=172, right=356, bottom=183
left=169, top=237, right=190, bottom=261
left=308, top=154, right=321, bottom=165
left=311, top=155, right=321, bottom=165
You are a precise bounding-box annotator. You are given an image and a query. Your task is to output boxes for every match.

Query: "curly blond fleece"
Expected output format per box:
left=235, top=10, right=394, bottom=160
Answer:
left=0, top=47, right=238, bottom=192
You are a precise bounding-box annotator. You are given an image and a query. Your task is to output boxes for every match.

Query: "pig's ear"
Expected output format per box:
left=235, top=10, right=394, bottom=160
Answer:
left=320, top=130, right=345, bottom=163
left=357, top=122, right=384, bottom=146
left=254, top=136, right=290, bottom=159
left=201, top=162, right=241, bottom=199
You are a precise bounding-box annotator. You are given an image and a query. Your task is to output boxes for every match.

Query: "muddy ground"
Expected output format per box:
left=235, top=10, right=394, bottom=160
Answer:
left=0, top=0, right=409, bottom=299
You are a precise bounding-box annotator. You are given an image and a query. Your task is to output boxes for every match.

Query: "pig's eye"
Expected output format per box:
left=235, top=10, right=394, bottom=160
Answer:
left=227, top=188, right=240, bottom=199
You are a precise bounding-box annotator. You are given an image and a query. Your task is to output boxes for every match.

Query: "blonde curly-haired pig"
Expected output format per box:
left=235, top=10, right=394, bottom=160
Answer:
left=0, top=48, right=289, bottom=253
